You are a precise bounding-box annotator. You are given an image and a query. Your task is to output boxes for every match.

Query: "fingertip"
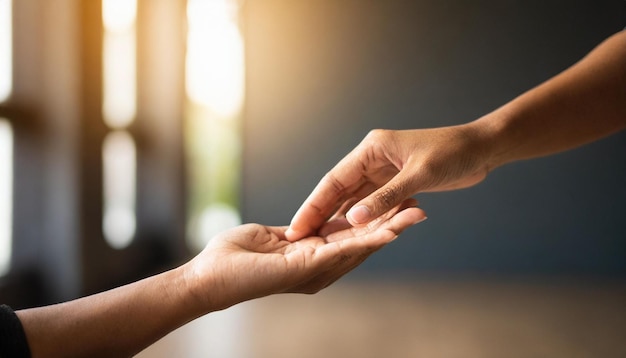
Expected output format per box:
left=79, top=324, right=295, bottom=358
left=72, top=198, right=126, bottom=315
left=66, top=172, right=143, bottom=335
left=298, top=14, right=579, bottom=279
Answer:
left=406, top=207, right=428, bottom=225
left=414, top=214, right=428, bottom=225
left=388, top=207, right=427, bottom=235
left=346, top=205, right=372, bottom=225
left=285, top=227, right=303, bottom=242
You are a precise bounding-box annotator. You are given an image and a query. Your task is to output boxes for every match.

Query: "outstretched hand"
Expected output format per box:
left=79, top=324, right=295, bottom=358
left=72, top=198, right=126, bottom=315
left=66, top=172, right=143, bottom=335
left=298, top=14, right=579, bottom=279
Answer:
left=286, top=125, right=491, bottom=241
left=187, top=200, right=426, bottom=310
left=287, top=30, right=626, bottom=242
left=15, top=201, right=424, bottom=358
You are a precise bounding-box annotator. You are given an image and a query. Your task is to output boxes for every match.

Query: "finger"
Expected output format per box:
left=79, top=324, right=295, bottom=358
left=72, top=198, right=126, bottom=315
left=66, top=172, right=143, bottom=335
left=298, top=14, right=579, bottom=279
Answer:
left=321, top=199, right=409, bottom=240
left=345, top=171, right=419, bottom=226
left=357, top=205, right=426, bottom=243
left=321, top=194, right=383, bottom=237
left=360, top=197, right=419, bottom=234
left=287, top=208, right=425, bottom=294
left=325, top=207, right=426, bottom=256
left=286, top=152, right=369, bottom=241
left=287, top=235, right=384, bottom=294
left=300, top=209, right=419, bottom=289
left=326, top=180, right=386, bottom=221
left=323, top=199, right=420, bottom=242
left=377, top=206, right=427, bottom=237
left=317, top=217, right=352, bottom=238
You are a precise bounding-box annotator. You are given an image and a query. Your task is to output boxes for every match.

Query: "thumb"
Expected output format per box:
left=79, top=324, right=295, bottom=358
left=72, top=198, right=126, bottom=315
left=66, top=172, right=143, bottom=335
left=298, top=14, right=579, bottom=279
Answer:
left=346, top=172, right=418, bottom=226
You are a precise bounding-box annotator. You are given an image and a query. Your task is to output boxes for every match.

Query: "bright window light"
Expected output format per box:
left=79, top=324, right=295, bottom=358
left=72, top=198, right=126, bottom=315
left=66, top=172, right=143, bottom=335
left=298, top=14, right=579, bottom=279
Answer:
left=186, top=0, right=245, bottom=117
left=0, top=0, right=12, bottom=103
left=102, top=0, right=137, bottom=33
left=102, top=0, right=136, bottom=129
left=0, top=119, right=13, bottom=276
left=103, top=131, right=136, bottom=249
left=103, top=31, right=136, bottom=128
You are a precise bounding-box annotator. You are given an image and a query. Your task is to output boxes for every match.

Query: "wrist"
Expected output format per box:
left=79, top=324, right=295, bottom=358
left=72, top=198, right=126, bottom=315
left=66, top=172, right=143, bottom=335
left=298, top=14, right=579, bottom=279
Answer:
left=176, top=261, right=219, bottom=317
left=180, top=255, right=237, bottom=315
left=465, top=109, right=512, bottom=172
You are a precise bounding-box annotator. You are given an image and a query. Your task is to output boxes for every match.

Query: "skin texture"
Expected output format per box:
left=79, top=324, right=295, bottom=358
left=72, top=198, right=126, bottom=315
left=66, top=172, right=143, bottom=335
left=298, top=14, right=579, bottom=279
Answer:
left=16, top=203, right=425, bottom=358
left=286, top=29, right=626, bottom=241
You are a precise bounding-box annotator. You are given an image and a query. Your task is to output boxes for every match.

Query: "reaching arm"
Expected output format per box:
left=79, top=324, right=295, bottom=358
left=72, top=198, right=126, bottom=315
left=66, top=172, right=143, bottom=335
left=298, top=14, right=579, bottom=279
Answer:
left=476, top=29, right=626, bottom=168
left=287, top=29, right=626, bottom=241
left=15, top=203, right=425, bottom=357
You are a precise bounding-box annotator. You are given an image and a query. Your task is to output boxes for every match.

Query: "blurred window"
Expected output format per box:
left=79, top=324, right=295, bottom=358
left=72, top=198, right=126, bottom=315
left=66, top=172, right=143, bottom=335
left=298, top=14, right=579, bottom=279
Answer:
left=102, top=131, right=136, bottom=249
left=102, top=0, right=137, bottom=249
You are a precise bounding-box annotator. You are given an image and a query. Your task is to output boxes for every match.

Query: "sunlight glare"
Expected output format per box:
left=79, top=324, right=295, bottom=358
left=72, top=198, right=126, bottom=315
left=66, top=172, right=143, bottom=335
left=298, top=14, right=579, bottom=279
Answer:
left=102, top=0, right=137, bottom=33
left=186, top=0, right=245, bottom=118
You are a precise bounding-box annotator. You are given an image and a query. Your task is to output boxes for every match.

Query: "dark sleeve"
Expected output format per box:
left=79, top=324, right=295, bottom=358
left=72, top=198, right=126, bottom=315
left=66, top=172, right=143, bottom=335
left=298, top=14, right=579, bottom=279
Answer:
left=0, top=305, right=31, bottom=358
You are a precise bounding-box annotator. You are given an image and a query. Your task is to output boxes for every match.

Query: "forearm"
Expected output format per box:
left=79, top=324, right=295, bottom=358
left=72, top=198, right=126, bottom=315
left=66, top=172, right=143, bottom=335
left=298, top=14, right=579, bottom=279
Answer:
left=472, top=30, right=626, bottom=169
left=16, top=264, right=208, bottom=358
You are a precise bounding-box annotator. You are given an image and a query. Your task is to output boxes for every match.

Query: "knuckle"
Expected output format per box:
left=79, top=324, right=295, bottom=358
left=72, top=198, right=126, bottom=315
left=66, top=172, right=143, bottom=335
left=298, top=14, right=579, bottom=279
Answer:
left=377, top=187, right=398, bottom=207
left=364, top=129, right=391, bottom=144
left=373, top=183, right=407, bottom=211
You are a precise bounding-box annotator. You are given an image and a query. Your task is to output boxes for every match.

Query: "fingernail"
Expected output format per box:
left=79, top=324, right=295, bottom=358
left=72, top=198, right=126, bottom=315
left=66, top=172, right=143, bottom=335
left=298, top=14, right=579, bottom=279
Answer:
left=347, top=206, right=371, bottom=224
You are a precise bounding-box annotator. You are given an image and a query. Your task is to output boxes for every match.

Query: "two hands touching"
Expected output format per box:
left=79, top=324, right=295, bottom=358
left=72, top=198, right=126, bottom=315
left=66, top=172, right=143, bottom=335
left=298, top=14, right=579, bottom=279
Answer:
left=13, top=28, right=626, bottom=358
left=190, top=198, right=425, bottom=311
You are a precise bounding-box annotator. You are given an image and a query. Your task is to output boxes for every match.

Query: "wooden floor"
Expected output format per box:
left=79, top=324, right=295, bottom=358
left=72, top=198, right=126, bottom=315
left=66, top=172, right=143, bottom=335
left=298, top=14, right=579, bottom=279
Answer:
left=137, top=278, right=626, bottom=358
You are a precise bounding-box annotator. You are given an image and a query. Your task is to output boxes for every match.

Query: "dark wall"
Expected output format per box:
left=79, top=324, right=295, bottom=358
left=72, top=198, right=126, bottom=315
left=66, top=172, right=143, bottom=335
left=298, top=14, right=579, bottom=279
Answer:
left=242, top=0, right=626, bottom=276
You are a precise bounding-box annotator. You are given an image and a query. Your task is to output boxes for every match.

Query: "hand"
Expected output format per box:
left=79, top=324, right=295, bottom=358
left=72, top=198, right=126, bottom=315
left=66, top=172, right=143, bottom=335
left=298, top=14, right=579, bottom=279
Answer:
left=286, top=124, right=491, bottom=241
left=15, top=203, right=423, bottom=358
left=187, top=201, right=426, bottom=310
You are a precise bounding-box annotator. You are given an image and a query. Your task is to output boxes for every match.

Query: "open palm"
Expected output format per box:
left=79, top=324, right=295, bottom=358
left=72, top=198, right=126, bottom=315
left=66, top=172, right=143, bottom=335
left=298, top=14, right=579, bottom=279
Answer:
left=188, top=202, right=425, bottom=310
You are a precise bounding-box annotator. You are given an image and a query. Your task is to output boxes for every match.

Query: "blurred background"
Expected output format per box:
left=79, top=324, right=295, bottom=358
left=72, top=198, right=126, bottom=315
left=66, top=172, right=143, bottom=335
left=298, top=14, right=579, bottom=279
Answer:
left=1, top=0, right=625, bottom=357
